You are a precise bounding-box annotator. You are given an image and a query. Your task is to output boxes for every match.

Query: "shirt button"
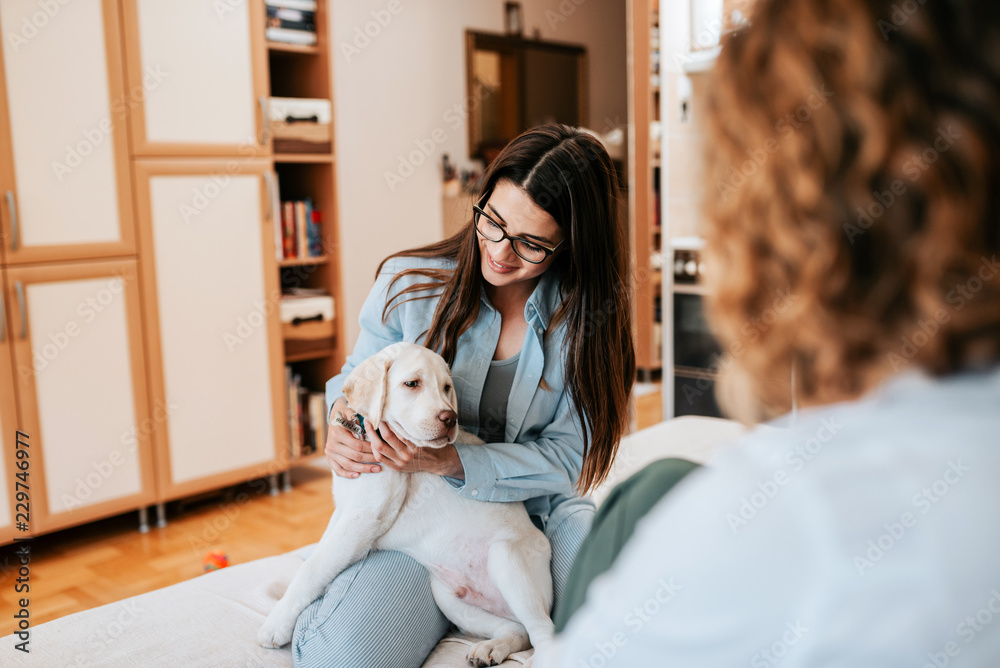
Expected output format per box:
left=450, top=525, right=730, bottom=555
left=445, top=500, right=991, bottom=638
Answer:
left=470, top=490, right=479, bottom=497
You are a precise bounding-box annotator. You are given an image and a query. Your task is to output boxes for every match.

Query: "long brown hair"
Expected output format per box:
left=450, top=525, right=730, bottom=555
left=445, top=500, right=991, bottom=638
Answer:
left=703, top=0, right=1000, bottom=417
left=377, top=124, right=635, bottom=493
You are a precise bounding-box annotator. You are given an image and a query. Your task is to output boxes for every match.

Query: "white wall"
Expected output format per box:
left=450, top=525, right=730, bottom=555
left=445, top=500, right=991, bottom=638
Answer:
left=330, top=0, right=627, bottom=349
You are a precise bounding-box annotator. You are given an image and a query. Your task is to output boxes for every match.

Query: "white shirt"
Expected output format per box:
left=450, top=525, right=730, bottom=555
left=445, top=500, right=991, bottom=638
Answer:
left=536, top=366, right=1000, bottom=667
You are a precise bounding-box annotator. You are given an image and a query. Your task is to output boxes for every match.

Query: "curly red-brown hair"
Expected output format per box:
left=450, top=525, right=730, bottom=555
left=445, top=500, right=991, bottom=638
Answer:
left=703, top=0, right=1000, bottom=418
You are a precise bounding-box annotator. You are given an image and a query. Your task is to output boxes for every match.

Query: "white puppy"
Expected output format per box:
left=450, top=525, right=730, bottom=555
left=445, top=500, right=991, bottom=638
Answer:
left=258, top=342, right=554, bottom=667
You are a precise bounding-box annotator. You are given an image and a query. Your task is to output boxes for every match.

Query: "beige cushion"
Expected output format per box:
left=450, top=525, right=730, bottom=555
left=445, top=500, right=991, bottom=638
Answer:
left=1, top=416, right=746, bottom=667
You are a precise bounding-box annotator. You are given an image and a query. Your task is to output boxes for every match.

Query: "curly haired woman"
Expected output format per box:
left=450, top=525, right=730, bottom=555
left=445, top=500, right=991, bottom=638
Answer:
left=538, top=0, right=1000, bottom=665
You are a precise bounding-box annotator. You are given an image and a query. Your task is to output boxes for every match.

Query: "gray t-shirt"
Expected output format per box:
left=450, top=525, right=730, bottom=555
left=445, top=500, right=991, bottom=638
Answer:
left=478, top=351, right=520, bottom=443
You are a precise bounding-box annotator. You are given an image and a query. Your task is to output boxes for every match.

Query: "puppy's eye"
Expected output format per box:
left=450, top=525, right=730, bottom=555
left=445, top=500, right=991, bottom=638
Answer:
left=404, top=380, right=420, bottom=388
left=444, top=384, right=452, bottom=393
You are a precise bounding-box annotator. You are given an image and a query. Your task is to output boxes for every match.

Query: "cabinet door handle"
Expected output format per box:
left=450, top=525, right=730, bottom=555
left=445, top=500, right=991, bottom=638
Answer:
left=5, top=191, right=19, bottom=251
left=15, top=281, right=26, bottom=340
left=264, top=171, right=275, bottom=221
left=258, top=96, right=271, bottom=145
left=0, top=288, right=6, bottom=343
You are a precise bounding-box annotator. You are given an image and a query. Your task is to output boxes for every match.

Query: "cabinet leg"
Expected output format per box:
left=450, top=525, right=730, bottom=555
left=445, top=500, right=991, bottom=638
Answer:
left=268, top=474, right=279, bottom=496
left=138, top=507, right=150, bottom=534
left=156, top=503, right=167, bottom=528
left=282, top=470, right=292, bottom=493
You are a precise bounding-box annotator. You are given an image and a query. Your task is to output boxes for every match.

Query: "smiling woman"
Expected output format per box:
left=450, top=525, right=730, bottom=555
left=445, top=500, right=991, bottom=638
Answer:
left=299, top=124, right=634, bottom=668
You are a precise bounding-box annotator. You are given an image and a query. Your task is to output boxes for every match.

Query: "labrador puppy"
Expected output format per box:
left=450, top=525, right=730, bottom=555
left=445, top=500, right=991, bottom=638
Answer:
left=258, top=342, right=554, bottom=667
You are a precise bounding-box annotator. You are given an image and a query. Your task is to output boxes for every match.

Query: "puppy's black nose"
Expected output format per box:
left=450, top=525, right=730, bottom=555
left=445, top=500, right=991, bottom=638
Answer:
left=438, top=410, right=457, bottom=428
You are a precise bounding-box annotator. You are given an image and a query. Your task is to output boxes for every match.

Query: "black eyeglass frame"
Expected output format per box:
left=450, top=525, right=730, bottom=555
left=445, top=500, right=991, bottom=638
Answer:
left=472, top=202, right=565, bottom=265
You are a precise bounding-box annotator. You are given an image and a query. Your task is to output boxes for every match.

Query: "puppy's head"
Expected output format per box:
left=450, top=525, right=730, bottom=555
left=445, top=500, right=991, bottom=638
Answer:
left=342, top=342, right=460, bottom=448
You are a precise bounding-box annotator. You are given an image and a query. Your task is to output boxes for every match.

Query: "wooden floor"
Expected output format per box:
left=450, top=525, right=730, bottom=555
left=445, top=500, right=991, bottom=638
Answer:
left=0, top=389, right=663, bottom=628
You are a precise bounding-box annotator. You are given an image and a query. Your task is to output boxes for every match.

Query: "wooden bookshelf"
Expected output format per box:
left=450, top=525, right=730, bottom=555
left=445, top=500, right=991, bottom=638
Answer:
left=266, top=0, right=344, bottom=464
left=628, top=0, right=662, bottom=378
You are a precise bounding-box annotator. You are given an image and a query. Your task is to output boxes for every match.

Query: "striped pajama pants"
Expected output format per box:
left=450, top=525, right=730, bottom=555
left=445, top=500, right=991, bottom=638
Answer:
left=291, top=505, right=594, bottom=668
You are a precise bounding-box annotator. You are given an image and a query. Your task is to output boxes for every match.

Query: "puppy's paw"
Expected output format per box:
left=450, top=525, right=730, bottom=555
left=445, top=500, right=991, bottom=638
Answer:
left=466, top=637, right=517, bottom=667
left=257, top=612, right=296, bottom=649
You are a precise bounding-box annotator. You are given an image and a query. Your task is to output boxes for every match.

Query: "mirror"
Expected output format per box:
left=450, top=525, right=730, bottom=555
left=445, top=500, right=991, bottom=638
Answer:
left=466, top=31, right=588, bottom=164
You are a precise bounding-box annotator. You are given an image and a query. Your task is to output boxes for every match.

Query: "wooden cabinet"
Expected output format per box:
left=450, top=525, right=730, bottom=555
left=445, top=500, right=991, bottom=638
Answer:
left=268, top=0, right=346, bottom=467
left=133, top=160, right=287, bottom=501
left=2, top=260, right=155, bottom=535
left=0, top=0, right=135, bottom=265
left=120, top=0, right=271, bottom=157
left=0, top=0, right=338, bottom=544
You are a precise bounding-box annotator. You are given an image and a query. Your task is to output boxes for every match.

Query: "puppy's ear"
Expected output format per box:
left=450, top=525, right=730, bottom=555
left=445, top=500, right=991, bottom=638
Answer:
left=343, top=352, right=392, bottom=430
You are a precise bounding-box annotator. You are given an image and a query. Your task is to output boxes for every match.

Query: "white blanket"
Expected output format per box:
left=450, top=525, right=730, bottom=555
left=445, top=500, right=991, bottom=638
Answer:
left=1, top=416, right=747, bottom=667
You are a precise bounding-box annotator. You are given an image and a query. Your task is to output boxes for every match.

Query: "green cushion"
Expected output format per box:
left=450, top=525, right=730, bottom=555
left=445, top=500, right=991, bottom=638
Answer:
left=553, top=458, right=701, bottom=632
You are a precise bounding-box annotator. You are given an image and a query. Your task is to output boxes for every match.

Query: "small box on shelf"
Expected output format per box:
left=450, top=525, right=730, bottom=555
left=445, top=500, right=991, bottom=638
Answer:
left=280, top=292, right=335, bottom=341
left=270, top=97, right=331, bottom=153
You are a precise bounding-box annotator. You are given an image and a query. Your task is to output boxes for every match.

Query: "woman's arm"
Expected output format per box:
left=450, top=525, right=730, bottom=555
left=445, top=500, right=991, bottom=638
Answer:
left=363, top=387, right=584, bottom=498
left=446, top=389, right=585, bottom=502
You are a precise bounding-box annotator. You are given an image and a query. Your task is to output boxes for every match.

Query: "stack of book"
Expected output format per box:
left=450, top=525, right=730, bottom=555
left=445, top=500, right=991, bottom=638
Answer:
left=266, top=0, right=318, bottom=47
left=286, top=367, right=327, bottom=458
left=281, top=198, right=323, bottom=260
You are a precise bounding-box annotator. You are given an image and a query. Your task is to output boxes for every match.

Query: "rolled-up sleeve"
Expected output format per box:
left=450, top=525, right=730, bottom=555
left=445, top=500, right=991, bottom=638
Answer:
left=445, top=389, right=586, bottom=502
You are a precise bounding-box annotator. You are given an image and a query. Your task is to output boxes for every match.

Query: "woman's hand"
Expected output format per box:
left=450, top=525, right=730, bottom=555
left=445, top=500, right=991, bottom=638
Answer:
left=324, top=397, right=465, bottom=479
left=324, top=397, right=382, bottom=478
left=372, top=424, right=466, bottom=479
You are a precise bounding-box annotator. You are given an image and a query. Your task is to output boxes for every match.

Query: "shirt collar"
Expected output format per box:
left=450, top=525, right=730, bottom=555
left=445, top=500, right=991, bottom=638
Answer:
left=479, top=268, right=564, bottom=331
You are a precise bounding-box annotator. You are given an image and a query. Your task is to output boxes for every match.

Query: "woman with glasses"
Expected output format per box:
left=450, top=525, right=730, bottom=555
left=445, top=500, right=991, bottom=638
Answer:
left=292, top=124, right=635, bottom=667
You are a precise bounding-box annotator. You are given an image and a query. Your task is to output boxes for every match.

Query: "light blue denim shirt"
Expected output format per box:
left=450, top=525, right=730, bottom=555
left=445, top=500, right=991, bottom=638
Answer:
left=327, top=256, right=593, bottom=526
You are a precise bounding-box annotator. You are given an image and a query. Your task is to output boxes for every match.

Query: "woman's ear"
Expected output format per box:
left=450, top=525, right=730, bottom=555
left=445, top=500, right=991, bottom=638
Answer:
left=343, top=352, right=393, bottom=430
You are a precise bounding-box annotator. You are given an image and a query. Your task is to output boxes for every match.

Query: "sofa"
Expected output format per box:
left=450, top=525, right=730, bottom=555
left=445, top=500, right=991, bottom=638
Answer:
left=2, top=416, right=748, bottom=667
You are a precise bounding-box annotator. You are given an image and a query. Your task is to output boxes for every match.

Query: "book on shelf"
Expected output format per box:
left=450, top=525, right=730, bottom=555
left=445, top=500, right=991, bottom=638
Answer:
left=266, top=1, right=317, bottom=46
left=285, top=367, right=327, bottom=458
left=280, top=198, right=323, bottom=260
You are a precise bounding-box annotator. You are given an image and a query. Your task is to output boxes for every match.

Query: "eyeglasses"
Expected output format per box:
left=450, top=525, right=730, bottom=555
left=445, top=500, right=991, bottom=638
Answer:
left=473, top=204, right=564, bottom=265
